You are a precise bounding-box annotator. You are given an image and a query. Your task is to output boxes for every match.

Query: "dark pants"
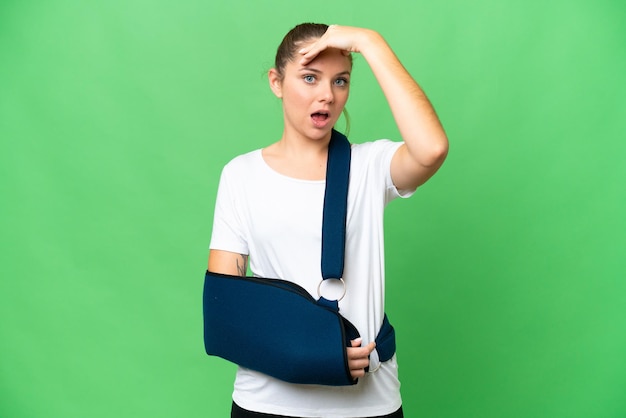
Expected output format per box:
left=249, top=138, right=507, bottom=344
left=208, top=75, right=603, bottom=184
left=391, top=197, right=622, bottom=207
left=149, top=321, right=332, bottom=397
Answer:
left=231, top=402, right=404, bottom=418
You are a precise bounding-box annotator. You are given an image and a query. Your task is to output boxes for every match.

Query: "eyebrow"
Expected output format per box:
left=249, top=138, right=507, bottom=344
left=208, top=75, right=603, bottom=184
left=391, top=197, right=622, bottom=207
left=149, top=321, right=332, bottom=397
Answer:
left=299, top=67, right=351, bottom=77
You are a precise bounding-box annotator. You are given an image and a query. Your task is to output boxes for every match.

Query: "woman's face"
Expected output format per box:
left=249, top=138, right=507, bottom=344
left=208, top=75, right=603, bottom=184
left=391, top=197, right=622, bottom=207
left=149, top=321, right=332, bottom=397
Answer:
left=270, top=41, right=352, bottom=141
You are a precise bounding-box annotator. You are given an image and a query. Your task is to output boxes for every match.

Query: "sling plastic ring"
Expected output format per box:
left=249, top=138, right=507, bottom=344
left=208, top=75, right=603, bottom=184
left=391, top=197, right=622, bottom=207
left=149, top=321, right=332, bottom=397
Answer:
left=317, top=278, right=346, bottom=301
left=367, top=362, right=381, bottom=374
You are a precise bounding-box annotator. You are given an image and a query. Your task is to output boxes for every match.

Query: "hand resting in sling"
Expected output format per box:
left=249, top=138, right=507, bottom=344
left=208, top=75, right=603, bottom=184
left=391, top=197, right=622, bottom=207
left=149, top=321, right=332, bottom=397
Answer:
left=208, top=249, right=375, bottom=380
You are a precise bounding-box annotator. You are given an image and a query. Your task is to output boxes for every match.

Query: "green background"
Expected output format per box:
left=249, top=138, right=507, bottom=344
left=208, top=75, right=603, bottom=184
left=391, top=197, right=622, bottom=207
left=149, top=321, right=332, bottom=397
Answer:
left=1, top=0, right=625, bottom=417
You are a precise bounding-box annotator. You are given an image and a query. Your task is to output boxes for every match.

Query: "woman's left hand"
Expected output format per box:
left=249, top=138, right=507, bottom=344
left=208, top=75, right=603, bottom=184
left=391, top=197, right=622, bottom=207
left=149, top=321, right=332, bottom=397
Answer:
left=347, top=338, right=376, bottom=380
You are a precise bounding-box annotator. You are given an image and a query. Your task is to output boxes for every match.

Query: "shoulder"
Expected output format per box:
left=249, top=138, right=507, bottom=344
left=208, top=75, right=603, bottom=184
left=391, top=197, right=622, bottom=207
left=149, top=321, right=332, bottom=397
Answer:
left=224, top=149, right=262, bottom=168
left=221, top=149, right=263, bottom=177
left=214, top=149, right=265, bottom=193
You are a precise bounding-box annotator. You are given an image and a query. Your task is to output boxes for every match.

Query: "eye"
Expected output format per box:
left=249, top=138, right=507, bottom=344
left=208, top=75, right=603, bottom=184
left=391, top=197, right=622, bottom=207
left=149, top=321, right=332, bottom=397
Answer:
left=303, top=75, right=316, bottom=84
left=335, top=77, right=349, bottom=87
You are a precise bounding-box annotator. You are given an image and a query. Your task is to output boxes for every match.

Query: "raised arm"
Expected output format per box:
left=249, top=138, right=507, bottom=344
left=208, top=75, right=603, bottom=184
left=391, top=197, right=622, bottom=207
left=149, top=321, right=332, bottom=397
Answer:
left=208, top=249, right=248, bottom=277
left=300, top=25, right=449, bottom=190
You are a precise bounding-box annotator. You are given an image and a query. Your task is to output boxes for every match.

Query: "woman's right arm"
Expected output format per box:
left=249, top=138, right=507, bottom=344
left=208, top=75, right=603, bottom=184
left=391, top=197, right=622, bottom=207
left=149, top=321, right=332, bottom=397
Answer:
left=208, top=249, right=248, bottom=276
left=300, top=25, right=448, bottom=191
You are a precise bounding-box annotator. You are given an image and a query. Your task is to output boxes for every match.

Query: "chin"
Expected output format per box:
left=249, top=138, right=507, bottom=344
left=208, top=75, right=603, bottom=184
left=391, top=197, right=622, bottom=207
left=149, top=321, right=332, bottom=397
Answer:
left=307, top=128, right=333, bottom=141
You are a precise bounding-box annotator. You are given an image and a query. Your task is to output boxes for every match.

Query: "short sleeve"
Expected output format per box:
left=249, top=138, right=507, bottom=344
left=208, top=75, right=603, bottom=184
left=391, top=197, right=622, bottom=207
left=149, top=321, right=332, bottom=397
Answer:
left=377, top=140, right=416, bottom=204
left=209, top=164, right=249, bottom=255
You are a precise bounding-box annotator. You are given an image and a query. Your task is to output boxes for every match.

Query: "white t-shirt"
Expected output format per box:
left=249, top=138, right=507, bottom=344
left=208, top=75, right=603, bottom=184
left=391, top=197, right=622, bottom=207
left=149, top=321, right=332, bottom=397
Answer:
left=209, top=139, right=414, bottom=417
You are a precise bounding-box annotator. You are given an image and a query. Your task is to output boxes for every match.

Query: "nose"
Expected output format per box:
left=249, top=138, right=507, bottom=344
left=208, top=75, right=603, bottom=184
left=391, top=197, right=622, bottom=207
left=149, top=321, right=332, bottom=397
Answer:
left=318, top=82, right=335, bottom=103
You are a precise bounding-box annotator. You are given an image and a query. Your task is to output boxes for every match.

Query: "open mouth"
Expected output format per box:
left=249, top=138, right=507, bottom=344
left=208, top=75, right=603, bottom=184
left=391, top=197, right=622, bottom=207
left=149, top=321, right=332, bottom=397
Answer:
left=311, top=111, right=330, bottom=122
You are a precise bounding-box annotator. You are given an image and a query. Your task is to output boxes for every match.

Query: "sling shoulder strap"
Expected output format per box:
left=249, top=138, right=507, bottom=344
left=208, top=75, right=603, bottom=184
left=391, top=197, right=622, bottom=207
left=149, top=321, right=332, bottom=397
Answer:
left=321, top=129, right=351, bottom=281
left=320, top=130, right=396, bottom=367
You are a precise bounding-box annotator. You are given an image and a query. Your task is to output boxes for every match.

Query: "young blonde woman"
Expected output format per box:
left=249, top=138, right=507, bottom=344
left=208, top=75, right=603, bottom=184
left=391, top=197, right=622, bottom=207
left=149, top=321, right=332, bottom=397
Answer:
left=208, top=23, right=448, bottom=418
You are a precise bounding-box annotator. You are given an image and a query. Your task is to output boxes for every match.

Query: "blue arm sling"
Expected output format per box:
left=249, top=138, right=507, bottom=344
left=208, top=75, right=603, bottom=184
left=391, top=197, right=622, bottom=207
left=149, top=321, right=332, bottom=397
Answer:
left=203, top=129, right=396, bottom=386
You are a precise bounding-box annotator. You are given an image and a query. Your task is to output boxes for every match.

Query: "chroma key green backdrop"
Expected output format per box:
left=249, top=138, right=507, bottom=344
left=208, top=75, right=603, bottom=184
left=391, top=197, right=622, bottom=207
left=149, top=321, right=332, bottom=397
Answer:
left=1, top=1, right=625, bottom=417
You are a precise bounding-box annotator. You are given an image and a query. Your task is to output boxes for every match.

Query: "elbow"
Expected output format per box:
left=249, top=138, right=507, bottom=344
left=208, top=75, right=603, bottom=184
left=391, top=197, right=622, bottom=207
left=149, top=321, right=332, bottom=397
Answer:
left=434, top=141, right=449, bottom=164
left=403, top=127, right=449, bottom=168
left=393, top=139, right=448, bottom=190
left=420, top=140, right=449, bottom=168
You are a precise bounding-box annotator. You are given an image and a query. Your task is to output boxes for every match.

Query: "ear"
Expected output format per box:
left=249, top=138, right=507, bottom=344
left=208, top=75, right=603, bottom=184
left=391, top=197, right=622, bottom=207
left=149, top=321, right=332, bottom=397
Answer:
left=268, top=68, right=283, bottom=99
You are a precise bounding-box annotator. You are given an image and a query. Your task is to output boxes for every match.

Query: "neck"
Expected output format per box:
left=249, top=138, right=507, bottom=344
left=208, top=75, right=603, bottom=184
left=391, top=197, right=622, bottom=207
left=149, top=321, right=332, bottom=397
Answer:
left=262, top=129, right=334, bottom=181
left=277, top=127, right=332, bottom=157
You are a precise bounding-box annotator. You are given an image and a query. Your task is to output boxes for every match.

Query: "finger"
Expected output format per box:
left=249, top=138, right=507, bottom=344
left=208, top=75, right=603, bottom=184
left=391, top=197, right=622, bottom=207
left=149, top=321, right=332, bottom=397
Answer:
left=363, top=341, right=376, bottom=354
left=347, top=349, right=369, bottom=361
left=349, top=356, right=370, bottom=369
left=350, top=338, right=362, bottom=348
left=350, top=368, right=366, bottom=380
left=347, top=345, right=376, bottom=363
left=299, top=43, right=326, bottom=65
left=348, top=354, right=369, bottom=380
left=347, top=342, right=376, bottom=357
